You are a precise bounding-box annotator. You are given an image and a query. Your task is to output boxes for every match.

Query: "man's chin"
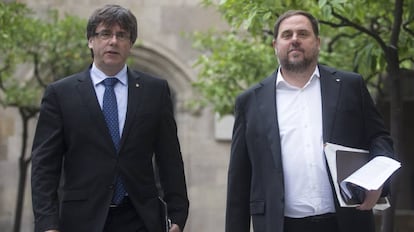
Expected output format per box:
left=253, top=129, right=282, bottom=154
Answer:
left=103, top=60, right=123, bottom=67
left=283, top=61, right=311, bottom=72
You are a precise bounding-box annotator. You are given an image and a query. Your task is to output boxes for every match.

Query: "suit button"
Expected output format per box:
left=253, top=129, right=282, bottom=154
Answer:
left=108, top=185, right=114, bottom=189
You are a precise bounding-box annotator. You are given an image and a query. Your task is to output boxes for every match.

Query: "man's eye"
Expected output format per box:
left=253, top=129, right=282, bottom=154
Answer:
left=117, top=33, right=127, bottom=39
left=281, top=33, right=292, bottom=39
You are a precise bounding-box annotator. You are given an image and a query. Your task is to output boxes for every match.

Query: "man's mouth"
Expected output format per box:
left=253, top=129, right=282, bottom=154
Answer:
left=289, top=48, right=303, bottom=53
left=105, top=51, right=119, bottom=55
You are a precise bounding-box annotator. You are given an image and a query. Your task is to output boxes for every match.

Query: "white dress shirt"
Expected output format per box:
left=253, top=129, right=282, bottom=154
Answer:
left=276, top=66, right=335, bottom=218
left=90, top=63, right=128, bottom=136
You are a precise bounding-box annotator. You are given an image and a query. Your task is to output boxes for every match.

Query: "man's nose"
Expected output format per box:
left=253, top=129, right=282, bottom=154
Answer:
left=291, top=33, right=300, bottom=41
left=109, top=34, right=119, bottom=42
left=291, top=38, right=300, bottom=46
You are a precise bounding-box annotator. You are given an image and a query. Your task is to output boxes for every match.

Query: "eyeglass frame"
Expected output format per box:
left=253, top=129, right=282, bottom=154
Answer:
left=93, top=30, right=131, bottom=41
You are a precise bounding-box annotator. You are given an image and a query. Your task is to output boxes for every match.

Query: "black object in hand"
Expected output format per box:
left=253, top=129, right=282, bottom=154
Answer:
left=347, top=183, right=366, bottom=204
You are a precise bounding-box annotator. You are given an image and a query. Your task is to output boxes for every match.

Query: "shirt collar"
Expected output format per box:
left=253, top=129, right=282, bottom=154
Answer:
left=276, top=66, right=320, bottom=89
left=90, top=63, right=128, bottom=86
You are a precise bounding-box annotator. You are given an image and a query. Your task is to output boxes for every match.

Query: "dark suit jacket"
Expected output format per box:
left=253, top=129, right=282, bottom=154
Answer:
left=225, top=65, right=394, bottom=232
left=31, top=68, right=189, bottom=232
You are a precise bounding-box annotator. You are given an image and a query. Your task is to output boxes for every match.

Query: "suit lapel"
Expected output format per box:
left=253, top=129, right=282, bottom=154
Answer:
left=76, top=70, right=118, bottom=153
left=119, top=69, right=143, bottom=149
left=256, top=72, right=283, bottom=170
left=319, top=65, right=342, bottom=143
left=255, top=66, right=342, bottom=169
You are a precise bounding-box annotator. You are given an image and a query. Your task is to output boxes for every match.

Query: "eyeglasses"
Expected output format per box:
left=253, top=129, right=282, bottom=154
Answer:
left=94, top=30, right=130, bottom=41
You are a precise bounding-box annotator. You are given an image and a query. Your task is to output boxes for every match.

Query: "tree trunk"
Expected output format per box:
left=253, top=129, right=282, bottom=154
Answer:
left=12, top=109, right=33, bottom=232
left=381, top=61, right=403, bottom=232
left=12, top=159, right=29, bottom=232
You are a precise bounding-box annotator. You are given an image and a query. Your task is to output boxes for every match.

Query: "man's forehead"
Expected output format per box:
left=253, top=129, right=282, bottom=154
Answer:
left=279, top=16, right=312, bottom=31
left=96, top=22, right=126, bottom=31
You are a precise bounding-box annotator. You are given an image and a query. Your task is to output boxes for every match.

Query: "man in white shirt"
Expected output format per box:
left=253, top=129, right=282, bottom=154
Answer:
left=225, top=10, right=394, bottom=232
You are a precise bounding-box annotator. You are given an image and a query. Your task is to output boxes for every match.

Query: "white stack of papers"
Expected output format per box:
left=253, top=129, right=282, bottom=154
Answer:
left=324, top=143, right=400, bottom=210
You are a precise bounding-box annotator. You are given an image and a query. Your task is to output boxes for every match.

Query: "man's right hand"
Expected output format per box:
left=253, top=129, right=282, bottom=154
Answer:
left=45, top=230, right=59, bottom=232
left=357, top=186, right=383, bottom=211
left=169, top=224, right=181, bottom=232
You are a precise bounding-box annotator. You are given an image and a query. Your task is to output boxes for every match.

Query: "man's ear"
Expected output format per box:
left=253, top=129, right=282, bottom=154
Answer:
left=272, top=39, right=278, bottom=55
left=88, top=38, right=93, bottom=49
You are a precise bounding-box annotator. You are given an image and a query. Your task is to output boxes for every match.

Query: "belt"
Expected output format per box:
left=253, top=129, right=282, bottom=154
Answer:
left=284, top=213, right=338, bottom=232
left=109, top=196, right=131, bottom=208
left=285, top=213, right=336, bottom=223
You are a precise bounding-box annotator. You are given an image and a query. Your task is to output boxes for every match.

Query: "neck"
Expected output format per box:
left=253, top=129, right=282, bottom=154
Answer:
left=96, top=63, right=124, bottom=77
left=280, top=65, right=317, bottom=88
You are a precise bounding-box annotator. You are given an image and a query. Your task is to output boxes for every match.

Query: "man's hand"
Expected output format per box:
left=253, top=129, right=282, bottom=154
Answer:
left=169, top=223, right=181, bottom=232
left=356, top=186, right=383, bottom=210
left=45, top=230, right=59, bottom=232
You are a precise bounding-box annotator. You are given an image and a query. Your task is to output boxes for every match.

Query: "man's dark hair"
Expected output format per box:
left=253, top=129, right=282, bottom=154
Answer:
left=273, top=10, right=319, bottom=38
left=86, top=4, right=138, bottom=44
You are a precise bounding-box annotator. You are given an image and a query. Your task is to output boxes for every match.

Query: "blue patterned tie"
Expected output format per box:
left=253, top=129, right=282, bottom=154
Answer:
left=102, top=77, right=126, bottom=205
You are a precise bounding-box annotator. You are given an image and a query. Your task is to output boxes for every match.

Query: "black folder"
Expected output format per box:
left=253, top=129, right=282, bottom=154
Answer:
left=336, top=150, right=369, bottom=204
left=158, top=196, right=171, bottom=232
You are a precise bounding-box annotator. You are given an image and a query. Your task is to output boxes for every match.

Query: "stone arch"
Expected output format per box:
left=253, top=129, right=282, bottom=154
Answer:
left=128, top=42, right=194, bottom=113
left=128, top=42, right=198, bottom=201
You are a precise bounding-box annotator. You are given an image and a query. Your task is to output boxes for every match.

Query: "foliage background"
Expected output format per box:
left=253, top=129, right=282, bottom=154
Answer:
left=191, top=1, right=413, bottom=231
left=0, top=2, right=89, bottom=231
left=191, top=0, right=414, bottom=116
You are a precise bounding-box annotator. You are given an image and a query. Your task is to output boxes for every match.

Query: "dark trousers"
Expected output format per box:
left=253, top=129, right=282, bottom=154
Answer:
left=284, top=213, right=339, bottom=232
left=103, top=197, right=147, bottom=232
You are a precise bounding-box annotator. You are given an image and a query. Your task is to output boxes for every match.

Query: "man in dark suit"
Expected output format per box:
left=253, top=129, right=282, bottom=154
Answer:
left=225, top=10, right=394, bottom=232
left=31, top=4, right=189, bottom=232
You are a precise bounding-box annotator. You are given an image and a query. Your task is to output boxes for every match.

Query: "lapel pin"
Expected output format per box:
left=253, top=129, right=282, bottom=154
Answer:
left=135, top=83, right=140, bottom=88
left=336, top=78, right=340, bottom=82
